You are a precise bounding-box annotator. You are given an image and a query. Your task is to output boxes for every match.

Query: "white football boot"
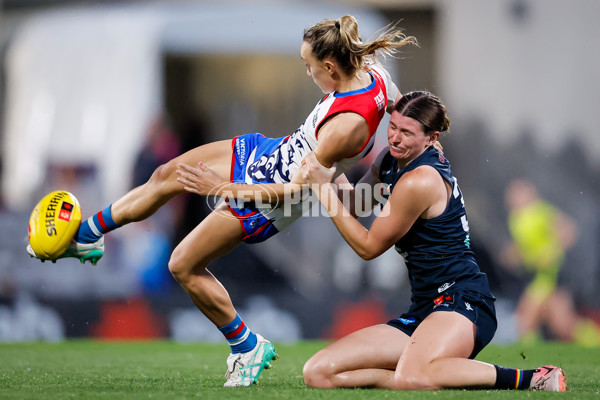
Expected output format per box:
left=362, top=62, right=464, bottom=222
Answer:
left=223, top=334, right=279, bottom=387
left=27, top=236, right=104, bottom=266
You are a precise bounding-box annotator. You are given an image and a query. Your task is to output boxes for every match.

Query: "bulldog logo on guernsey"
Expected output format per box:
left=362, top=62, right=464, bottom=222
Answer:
left=248, top=152, right=279, bottom=182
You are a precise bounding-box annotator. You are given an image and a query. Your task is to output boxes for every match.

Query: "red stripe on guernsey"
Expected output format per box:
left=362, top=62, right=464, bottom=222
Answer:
left=224, top=321, right=245, bottom=339
left=96, top=211, right=108, bottom=231
left=314, top=72, right=386, bottom=157
left=349, top=129, right=375, bottom=158
left=230, top=135, right=238, bottom=182
left=349, top=70, right=387, bottom=157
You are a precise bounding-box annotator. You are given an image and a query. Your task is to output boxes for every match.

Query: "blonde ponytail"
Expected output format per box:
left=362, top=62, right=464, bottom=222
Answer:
left=304, top=15, right=417, bottom=75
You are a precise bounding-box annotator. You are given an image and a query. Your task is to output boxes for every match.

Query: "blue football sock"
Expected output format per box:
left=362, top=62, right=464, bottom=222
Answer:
left=74, top=205, right=119, bottom=244
left=218, top=314, right=258, bottom=354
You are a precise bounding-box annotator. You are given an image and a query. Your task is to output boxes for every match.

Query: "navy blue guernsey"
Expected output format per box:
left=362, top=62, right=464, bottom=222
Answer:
left=378, top=146, right=493, bottom=301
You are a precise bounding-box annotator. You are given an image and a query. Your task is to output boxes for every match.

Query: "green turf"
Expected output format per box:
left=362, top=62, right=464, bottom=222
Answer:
left=0, top=340, right=598, bottom=399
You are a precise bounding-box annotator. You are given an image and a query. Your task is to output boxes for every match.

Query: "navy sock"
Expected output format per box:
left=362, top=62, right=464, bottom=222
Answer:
left=218, top=314, right=258, bottom=354
left=74, top=205, right=119, bottom=244
left=494, top=365, right=535, bottom=390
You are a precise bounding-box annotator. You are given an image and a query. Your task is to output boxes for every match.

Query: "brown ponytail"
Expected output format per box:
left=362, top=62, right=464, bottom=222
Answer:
left=394, top=91, right=451, bottom=134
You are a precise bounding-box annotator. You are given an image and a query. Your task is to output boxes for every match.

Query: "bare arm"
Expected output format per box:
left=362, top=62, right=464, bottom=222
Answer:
left=313, top=112, right=370, bottom=167
left=325, top=149, right=387, bottom=218
left=302, top=153, right=445, bottom=260
left=176, top=162, right=303, bottom=204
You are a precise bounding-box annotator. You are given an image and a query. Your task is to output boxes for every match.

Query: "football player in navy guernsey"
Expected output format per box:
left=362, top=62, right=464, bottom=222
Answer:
left=27, top=15, right=416, bottom=387
left=300, top=91, right=567, bottom=392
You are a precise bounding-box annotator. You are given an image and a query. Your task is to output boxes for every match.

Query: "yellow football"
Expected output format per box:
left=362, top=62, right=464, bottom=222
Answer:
left=28, top=190, right=82, bottom=260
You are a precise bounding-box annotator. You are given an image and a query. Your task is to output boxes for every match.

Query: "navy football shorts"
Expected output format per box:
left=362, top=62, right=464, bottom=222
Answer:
left=387, top=290, right=497, bottom=358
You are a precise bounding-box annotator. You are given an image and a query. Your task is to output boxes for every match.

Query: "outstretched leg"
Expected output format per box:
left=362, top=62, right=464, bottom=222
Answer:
left=112, top=140, right=233, bottom=225
left=36, top=140, right=234, bottom=264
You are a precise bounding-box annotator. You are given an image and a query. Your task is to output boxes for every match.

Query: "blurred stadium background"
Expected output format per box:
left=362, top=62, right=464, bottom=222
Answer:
left=0, top=0, right=598, bottom=344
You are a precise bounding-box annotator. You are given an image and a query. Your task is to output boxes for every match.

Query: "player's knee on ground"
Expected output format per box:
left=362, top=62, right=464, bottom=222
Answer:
left=393, top=365, right=435, bottom=391
left=302, top=355, right=336, bottom=389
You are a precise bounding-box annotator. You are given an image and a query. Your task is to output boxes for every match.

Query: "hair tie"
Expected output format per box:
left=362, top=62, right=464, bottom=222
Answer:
left=335, top=21, right=340, bottom=29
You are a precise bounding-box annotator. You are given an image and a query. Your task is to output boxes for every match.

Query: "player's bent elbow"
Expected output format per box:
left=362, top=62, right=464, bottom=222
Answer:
left=359, top=251, right=376, bottom=261
left=357, top=247, right=382, bottom=261
left=353, top=240, right=387, bottom=261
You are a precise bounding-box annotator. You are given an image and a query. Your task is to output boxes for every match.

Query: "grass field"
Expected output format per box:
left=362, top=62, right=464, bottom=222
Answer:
left=0, top=340, right=598, bottom=399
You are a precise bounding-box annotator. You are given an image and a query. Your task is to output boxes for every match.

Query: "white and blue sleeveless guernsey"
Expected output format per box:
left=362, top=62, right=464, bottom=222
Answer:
left=229, top=63, right=398, bottom=243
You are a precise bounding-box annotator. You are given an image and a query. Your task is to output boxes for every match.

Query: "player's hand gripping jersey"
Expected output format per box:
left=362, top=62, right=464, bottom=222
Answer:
left=230, top=63, right=397, bottom=242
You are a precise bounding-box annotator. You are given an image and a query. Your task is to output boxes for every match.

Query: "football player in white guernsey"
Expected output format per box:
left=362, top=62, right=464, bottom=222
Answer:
left=28, top=15, right=415, bottom=388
